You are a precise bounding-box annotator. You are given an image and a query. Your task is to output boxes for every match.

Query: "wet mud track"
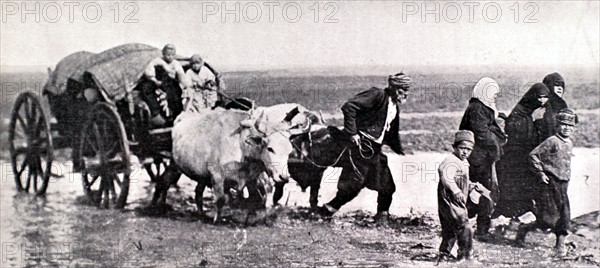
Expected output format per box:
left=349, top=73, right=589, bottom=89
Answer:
left=1, top=155, right=599, bottom=267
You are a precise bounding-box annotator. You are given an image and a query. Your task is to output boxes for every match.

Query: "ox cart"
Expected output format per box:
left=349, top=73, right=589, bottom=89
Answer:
left=8, top=43, right=224, bottom=209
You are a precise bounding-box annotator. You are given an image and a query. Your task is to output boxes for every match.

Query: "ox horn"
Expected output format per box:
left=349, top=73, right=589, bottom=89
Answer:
left=283, top=106, right=300, bottom=123
left=254, top=111, right=267, bottom=134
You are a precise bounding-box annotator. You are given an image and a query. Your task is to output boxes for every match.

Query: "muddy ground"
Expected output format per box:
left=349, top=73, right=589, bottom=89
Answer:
left=1, top=149, right=599, bottom=267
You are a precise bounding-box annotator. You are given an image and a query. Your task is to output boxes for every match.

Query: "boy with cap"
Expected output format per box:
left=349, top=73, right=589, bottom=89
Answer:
left=437, top=130, right=476, bottom=261
left=518, top=108, right=578, bottom=257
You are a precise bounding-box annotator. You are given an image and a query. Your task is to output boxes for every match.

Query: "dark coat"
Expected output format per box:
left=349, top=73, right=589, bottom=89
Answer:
left=537, top=73, right=568, bottom=143
left=459, top=99, right=506, bottom=164
left=505, top=83, right=550, bottom=150
left=341, top=87, right=404, bottom=155
left=495, top=83, right=550, bottom=217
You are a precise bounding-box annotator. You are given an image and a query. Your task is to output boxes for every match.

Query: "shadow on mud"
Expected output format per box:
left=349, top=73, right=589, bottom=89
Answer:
left=116, top=193, right=440, bottom=232
left=267, top=206, right=437, bottom=231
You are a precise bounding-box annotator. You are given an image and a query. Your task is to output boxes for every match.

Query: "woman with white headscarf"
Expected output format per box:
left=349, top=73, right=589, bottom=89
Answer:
left=459, top=77, right=507, bottom=236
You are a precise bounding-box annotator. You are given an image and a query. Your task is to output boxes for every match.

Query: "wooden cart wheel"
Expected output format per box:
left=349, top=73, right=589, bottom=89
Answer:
left=144, top=158, right=168, bottom=183
left=78, top=103, right=130, bottom=209
left=8, top=91, right=53, bottom=195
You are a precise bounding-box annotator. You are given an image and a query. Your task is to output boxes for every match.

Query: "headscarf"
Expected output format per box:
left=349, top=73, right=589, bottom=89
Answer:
left=542, top=72, right=568, bottom=111
left=472, top=77, right=500, bottom=118
left=190, top=54, right=204, bottom=64
left=388, top=72, right=412, bottom=90
left=518, top=83, right=549, bottom=111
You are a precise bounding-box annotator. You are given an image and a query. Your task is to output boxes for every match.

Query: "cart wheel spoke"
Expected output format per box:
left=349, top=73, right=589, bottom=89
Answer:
left=34, top=117, right=45, bottom=139
left=23, top=98, right=31, bottom=121
left=97, top=174, right=106, bottom=194
left=84, top=164, right=103, bottom=178
left=24, top=170, right=32, bottom=191
left=17, top=157, right=28, bottom=178
left=14, top=129, right=27, bottom=140
left=102, top=181, right=110, bottom=208
left=89, top=174, right=100, bottom=188
left=145, top=160, right=168, bottom=183
left=108, top=174, right=118, bottom=204
left=13, top=147, right=28, bottom=157
left=84, top=134, right=99, bottom=155
left=9, top=92, right=53, bottom=195
left=113, top=175, right=122, bottom=188
left=33, top=165, right=38, bottom=192
left=15, top=114, right=27, bottom=134
left=30, top=102, right=38, bottom=124
left=35, top=157, right=45, bottom=192
left=93, top=123, right=105, bottom=155
left=79, top=103, right=130, bottom=209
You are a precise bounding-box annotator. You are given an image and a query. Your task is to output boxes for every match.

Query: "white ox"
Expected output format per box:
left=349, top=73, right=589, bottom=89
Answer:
left=154, top=107, right=294, bottom=222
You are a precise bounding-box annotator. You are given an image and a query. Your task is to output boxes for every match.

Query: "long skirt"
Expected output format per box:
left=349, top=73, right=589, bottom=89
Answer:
left=495, top=146, right=537, bottom=217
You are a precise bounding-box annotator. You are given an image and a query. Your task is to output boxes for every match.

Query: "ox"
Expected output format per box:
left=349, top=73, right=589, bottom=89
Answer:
left=153, top=108, right=294, bottom=222
left=256, top=103, right=341, bottom=209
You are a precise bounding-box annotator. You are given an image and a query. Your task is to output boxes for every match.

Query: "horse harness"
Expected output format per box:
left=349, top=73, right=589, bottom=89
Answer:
left=290, top=127, right=376, bottom=182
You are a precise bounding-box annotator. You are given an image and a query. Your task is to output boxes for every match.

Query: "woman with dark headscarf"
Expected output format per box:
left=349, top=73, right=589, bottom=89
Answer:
left=495, top=83, right=550, bottom=218
left=536, top=73, right=568, bottom=143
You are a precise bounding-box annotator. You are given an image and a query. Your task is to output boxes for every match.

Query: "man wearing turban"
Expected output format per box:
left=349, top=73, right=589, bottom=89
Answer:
left=319, top=72, right=411, bottom=223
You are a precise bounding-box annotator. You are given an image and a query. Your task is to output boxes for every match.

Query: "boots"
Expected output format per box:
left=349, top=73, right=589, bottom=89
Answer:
left=457, top=248, right=473, bottom=260
left=318, top=203, right=337, bottom=217
left=374, top=211, right=390, bottom=224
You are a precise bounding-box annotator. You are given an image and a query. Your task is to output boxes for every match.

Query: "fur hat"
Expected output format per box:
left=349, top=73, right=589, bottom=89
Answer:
left=454, top=130, right=475, bottom=145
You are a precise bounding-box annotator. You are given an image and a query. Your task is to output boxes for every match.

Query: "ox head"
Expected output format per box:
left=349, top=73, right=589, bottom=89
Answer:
left=283, top=106, right=324, bottom=133
left=241, top=112, right=294, bottom=183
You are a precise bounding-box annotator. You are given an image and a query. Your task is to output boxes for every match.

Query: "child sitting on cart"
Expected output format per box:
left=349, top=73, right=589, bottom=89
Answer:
left=140, top=44, right=189, bottom=126
left=184, top=54, right=220, bottom=110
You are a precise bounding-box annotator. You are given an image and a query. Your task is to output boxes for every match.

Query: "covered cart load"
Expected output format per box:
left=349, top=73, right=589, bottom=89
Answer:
left=44, top=43, right=161, bottom=99
left=44, top=44, right=164, bottom=135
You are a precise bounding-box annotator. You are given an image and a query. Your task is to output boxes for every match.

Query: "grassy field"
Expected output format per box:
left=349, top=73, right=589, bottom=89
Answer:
left=1, top=68, right=598, bottom=155
left=221, top=68, right=600, bottom=112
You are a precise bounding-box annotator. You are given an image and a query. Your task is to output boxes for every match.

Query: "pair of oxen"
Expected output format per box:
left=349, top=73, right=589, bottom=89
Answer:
left=151, top=103, right=345, bottom=222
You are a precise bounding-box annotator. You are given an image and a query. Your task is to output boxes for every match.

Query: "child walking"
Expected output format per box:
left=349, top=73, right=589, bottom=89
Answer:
left=437, top=130, right=476, bottom=261
left=518, top=108, right=578, bottom=257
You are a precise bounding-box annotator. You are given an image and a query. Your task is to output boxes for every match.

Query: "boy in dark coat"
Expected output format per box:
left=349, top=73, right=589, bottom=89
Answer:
left=518, top=109, right=578, bottom=257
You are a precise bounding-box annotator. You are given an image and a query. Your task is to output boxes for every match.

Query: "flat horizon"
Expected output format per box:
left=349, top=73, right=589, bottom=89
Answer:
left=2, top=63, right=599, bottom=74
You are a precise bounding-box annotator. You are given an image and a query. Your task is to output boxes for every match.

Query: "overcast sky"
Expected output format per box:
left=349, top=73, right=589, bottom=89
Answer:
left=1, top=1, right=598, bottom=70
